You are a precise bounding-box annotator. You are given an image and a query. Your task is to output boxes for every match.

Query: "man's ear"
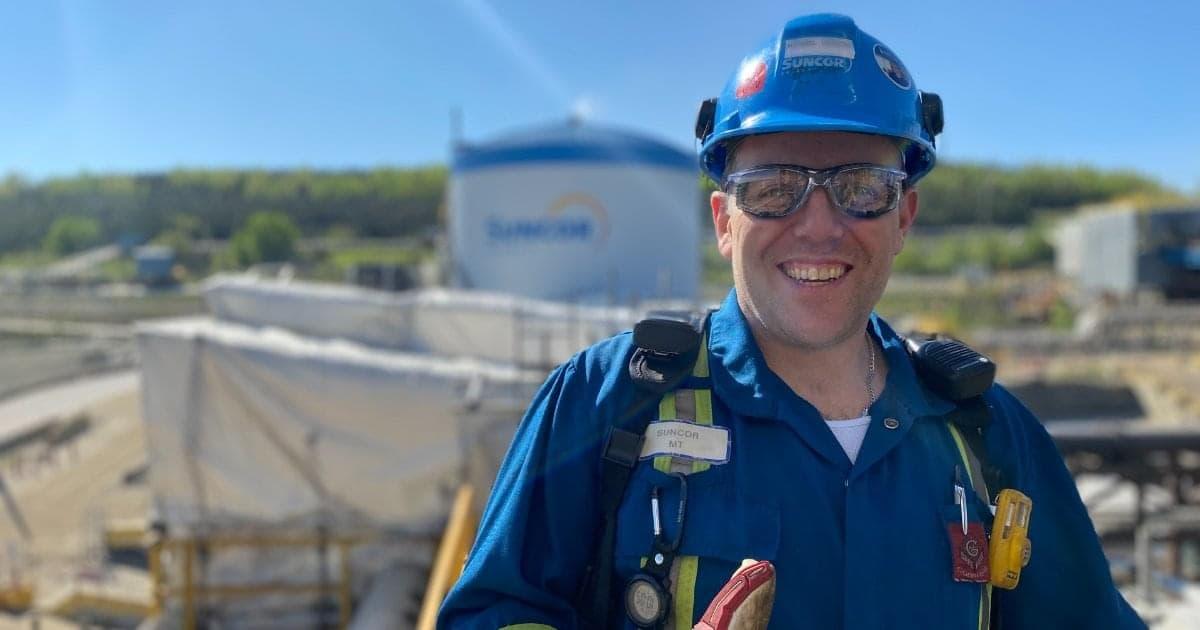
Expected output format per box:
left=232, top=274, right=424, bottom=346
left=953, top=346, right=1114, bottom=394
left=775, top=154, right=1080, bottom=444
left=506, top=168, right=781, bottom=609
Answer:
left=894, top=187, right=919, bottom=255
left=711, top=190, right=733, bottom=260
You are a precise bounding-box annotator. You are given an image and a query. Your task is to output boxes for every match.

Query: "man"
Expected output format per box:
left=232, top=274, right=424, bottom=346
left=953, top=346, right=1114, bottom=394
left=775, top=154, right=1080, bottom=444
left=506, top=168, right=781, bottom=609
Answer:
left=440, top=13, right=1145, bottom=629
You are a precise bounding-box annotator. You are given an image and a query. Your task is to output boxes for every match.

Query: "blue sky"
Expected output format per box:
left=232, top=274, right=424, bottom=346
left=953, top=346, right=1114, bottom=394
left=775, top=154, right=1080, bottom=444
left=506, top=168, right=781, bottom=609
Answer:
left=1, top=1, right=1197, bottom=192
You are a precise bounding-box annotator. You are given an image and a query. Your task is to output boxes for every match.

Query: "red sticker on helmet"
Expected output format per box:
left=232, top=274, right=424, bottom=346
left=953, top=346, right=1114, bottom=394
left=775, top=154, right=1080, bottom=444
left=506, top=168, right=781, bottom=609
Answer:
left=735, top=59, right=767, bottom=99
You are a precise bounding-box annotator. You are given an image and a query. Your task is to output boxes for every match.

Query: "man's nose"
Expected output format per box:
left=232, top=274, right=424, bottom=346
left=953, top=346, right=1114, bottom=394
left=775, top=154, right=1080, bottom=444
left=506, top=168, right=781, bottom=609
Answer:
left=789, top=185, right=846, bottom=241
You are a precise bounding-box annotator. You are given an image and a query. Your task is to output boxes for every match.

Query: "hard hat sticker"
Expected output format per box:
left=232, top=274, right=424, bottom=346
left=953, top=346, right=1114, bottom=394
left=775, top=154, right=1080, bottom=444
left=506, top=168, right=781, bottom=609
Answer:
left=639, top=421, right=731, bottom=464
left=873, top=44, right=912, bottom=89
left=735, top=58, right=767, bottom=99
left=782, top=36, right=855, bottom=74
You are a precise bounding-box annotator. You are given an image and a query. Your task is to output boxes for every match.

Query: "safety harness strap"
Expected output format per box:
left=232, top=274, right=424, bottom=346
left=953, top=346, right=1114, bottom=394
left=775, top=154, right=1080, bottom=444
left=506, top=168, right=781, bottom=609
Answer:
left=948, top=418, right=995, bottom=630
left=580, top=388, right=666, bottom=629
left=947, top=396, right=1003, bottom=498
left=577, top=312, right=708, bottom=629
left=648, top=350, right=713, bottom=628
left=909, top=336, right=1000, bottom=630
left=906, top=335, right=1003, bottom=497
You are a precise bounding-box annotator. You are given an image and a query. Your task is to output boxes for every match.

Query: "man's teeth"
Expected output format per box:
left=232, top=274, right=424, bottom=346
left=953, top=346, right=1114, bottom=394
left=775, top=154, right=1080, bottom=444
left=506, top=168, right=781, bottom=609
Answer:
left=783, top=264, right=847, bottom=282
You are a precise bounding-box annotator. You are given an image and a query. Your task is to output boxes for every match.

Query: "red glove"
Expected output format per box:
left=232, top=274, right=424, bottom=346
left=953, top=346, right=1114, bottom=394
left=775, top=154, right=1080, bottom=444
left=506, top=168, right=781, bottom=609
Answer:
left=694, top=559, right=776, bottom=630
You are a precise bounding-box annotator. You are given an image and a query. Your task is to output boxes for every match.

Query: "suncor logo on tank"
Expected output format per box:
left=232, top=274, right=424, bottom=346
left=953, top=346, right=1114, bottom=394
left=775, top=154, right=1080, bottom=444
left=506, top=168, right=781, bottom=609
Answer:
left=486, top=216, right=593, bottom=242
left=485, top=193, right=609, bottom=246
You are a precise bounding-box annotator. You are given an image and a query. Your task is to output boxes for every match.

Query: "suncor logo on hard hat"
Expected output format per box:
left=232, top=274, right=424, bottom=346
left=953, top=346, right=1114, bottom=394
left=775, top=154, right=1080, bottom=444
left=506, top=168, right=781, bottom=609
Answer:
left=485, top=193, right=610, bottom=247
left=780, top=36, right=856, bottom=74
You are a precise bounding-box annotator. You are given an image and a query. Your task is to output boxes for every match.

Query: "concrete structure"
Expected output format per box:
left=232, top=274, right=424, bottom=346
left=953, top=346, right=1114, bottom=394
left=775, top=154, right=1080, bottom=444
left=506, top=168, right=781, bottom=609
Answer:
left=448, top=121, right=701, bottom=303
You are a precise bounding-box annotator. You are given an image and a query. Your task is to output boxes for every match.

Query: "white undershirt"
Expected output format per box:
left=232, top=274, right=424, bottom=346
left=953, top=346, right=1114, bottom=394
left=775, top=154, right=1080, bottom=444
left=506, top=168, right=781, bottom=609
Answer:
left=825, top=414, right=872, bottom=464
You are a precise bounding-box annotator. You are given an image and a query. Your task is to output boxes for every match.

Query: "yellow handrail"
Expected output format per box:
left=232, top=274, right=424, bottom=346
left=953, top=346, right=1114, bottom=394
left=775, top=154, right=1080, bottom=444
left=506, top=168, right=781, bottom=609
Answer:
left=153, top=532, right=370, bottom=629
left=147, top=498, right=476, bottom=629
left=416, top=485, right=478, bottom=630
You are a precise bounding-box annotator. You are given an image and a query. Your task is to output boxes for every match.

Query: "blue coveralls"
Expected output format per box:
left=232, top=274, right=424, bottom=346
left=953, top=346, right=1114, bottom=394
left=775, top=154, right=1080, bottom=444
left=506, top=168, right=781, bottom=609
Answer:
left=439, top=290, right=1145, bottom=629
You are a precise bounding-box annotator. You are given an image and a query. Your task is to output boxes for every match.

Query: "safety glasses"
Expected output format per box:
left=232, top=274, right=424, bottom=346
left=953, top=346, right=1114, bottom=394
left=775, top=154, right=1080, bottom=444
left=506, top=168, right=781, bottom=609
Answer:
left=724, top=163, right=907, bottom=220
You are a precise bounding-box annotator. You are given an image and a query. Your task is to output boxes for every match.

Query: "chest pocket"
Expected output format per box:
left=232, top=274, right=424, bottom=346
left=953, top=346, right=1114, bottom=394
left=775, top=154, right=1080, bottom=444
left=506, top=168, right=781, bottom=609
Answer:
left=614, top=465, right=780, bottom=629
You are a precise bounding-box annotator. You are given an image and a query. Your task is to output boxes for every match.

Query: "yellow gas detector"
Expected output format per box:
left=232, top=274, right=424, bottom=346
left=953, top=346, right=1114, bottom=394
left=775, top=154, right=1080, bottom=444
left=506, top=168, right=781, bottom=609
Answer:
left=989, top=488, right=1032, bottom=589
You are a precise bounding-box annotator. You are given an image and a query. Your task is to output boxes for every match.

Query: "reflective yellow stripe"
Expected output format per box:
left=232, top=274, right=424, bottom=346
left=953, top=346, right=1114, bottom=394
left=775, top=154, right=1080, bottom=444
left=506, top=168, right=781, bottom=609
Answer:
left=690, top=331, right=712, bottom=473
left=979, top=584, right=993, bottom=630
left=499, top=625, right=556, bottom=630
left=694, top=389, right=713, bottom=426
left=948, top=423, right=991, bottom=630
left=653, top=330, right=712, bottom=474
left=691, top=389, right=714, bottom=474
left=693, top=332, right=710, bottom=377
left=659, top=393, right=677, bottom=420
left=947, top=424, right=975, bottom=487
left=986, top=584, right=994, bottom=624
left=673, top=555, right=699, bottom=629
left=654, top=395, right=677, bottom=473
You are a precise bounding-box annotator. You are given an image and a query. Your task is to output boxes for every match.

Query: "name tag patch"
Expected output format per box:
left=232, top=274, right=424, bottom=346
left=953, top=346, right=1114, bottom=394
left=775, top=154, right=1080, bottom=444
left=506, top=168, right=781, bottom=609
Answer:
left=782, top=36, right=856, bottom=74
left=640, top=421, right=730, bottom=464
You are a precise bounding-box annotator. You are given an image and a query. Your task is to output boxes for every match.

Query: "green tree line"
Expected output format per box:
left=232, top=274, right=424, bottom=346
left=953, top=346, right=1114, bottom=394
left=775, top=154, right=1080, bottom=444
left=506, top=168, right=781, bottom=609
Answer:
left=0, top=161, right=1174, bottom=255
left=0, top=167, right=445, bottom=254
left=915, top=162, right=1169, bottom=225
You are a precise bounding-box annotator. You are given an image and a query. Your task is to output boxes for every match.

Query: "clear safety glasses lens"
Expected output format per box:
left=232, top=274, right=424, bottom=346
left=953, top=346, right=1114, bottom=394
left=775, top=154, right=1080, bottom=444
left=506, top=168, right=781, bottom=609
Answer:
left=726, top=164, right=906, bottom=219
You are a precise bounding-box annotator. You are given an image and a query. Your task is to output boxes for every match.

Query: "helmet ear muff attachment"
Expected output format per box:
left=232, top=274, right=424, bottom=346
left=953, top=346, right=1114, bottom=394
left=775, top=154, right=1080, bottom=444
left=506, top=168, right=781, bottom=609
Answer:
left=920, top=91, right=943, bottom=145
left=695, top=98, right=718, bottom=143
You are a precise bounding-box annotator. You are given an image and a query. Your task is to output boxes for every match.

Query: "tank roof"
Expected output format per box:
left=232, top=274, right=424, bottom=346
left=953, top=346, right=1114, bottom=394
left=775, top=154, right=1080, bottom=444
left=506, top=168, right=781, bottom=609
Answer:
left=452, top=121, right=695, bottom=172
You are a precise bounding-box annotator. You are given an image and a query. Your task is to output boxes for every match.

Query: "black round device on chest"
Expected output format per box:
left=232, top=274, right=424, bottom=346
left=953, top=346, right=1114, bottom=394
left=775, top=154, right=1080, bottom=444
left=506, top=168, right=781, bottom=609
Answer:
left=625, top=572, right=671, bottom=627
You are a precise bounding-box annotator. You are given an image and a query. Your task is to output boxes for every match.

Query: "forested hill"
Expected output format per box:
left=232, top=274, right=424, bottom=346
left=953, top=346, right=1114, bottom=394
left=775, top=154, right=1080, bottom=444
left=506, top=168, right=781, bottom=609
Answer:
left=916, top=163, right=1171, bottom=226
left=0, top=162, right=1174, bottom=253
left=0, top=168, right=446, bottom=254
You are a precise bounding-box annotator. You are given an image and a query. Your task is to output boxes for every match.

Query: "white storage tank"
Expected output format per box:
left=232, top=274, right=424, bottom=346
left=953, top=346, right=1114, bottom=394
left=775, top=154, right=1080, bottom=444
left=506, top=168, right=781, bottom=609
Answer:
left=448, top=121, right=701, bottom=303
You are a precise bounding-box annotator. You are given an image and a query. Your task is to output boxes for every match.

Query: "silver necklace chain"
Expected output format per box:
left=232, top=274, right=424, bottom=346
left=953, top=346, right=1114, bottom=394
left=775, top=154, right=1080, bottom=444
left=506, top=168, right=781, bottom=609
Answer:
left=863, top=334, right=877, bottom=417
left=820, top=335, right=877, bottom=421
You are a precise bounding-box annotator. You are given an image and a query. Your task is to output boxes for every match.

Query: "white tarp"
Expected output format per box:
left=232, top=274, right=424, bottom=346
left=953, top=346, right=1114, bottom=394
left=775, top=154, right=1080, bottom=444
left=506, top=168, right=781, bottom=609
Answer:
left=202, top=274, right=415, bottom=351
left=202, top=275, right=687, bottom=366
left=136, top=316, right=541, bottom=534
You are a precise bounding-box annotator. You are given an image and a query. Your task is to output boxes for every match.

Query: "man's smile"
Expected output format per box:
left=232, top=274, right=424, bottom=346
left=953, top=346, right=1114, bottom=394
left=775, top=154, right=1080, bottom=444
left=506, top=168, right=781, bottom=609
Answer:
left=777, top=259, right=853, bottom=286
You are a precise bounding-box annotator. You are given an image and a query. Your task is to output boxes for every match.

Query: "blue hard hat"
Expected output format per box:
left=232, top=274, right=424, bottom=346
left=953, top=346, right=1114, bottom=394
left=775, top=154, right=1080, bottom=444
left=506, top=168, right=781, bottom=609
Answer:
left=696, top=14, right=943, bottom=184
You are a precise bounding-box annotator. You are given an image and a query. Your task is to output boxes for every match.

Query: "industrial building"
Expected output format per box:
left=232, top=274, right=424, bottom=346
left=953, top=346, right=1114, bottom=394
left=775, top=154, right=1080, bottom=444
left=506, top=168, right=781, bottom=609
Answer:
left=1056, top=204, right=1200, bottom=300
